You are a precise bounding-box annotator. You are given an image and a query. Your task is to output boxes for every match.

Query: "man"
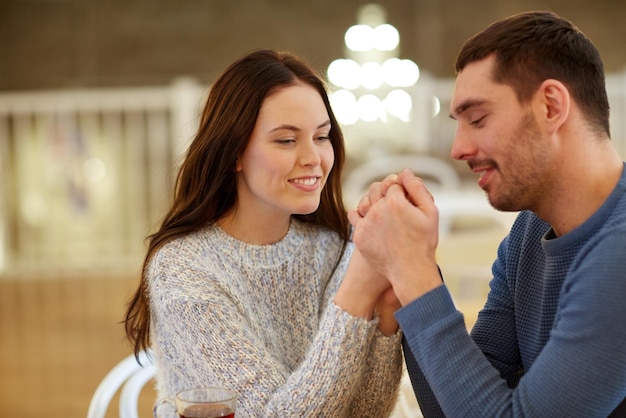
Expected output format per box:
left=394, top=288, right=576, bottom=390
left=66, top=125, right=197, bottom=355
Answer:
left=349, top=11, right=626, bottom=417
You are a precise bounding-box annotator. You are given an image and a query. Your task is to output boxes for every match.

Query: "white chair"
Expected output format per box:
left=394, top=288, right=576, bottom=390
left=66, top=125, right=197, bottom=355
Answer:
left=87, top=350, right=156, bottom=418
left=434, top=190, right=517, bottom=238
left=343, top=154, right=461, bottom=209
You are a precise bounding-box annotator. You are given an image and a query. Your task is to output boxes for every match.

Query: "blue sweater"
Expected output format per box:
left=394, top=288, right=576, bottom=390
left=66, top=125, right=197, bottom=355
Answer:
left=397, top=166, right=626, bottom=417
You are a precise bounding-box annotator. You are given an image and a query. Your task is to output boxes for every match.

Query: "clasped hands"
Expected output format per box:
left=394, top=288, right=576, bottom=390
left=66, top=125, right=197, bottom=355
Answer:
left=348, top=168, right=443, bottom=308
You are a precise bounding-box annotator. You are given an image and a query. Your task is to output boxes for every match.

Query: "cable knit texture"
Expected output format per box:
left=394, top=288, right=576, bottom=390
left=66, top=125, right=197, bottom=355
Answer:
left=399, top=164, right=626, bottom=417
left=148, top=218, right=403, bottom=417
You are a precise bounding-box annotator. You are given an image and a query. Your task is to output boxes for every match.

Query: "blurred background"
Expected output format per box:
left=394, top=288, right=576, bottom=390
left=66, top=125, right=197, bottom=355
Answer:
left=2, top=0, right=626, bottom=416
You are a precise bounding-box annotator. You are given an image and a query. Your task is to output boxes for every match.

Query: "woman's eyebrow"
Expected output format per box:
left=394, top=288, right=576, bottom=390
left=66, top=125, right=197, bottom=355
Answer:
left=267, top=119, right=331, bottom=134
left=268, top=124, right=300, bottom=134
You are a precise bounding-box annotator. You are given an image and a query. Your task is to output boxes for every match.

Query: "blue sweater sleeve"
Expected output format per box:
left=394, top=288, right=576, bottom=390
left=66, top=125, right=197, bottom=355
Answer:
left=470, top=237, right=523, bottom=388
left=401, top=336, right=445, bottom=417
left=397, top=229, right=626, bottom=417
left=397, top=285, right=513, bottom=417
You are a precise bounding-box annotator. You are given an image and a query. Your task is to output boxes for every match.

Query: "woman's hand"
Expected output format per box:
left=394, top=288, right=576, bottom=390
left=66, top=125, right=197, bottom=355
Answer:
left=375, top=287, right=401, bottom=336
left=333, top=248, right=391, bottom=320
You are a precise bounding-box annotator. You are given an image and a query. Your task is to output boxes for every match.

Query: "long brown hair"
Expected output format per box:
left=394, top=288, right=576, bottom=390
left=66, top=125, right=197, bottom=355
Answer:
left=123, top=49, right=349, bottom=358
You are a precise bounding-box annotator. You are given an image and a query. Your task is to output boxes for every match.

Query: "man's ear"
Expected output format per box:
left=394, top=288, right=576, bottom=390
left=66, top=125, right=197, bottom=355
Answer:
left=536, top=79, right=570, bottom=134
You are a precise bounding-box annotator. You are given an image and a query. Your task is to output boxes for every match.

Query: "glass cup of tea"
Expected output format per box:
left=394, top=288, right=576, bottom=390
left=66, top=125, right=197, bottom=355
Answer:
left=153, top=387, right=239, bottom=418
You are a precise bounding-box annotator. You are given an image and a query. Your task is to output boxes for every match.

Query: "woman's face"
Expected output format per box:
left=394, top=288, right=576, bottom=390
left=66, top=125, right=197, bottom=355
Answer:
left=235, top=82, right=334, bottom=220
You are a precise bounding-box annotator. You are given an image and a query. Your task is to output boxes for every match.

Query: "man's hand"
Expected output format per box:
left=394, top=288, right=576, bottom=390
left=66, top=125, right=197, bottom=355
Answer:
left=348, top=169, right=443, bottom=306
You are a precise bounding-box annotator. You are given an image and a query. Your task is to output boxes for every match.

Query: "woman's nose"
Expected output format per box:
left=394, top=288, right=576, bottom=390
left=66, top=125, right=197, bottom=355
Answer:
left=298, top=141, right=322, bottom=166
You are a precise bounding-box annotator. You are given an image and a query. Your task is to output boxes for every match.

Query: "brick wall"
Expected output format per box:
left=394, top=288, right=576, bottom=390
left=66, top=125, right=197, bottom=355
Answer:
left=2, top=0, right=625, bottom=91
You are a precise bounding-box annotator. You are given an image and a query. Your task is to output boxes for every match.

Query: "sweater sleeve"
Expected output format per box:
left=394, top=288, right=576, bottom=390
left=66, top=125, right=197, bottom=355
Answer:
left=345, top=327, right=404, bottom=417
left=397, top=230, right=626, bottom=417
left=322, top=241, right=404, bottom=417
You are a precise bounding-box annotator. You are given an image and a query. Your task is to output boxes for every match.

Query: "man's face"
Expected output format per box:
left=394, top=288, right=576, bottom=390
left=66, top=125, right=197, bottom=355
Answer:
left=449, top=55, right=553, bottom=212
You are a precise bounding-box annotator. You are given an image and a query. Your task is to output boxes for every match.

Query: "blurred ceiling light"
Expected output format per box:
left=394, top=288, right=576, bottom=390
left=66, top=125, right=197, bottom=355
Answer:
left=345, top=23, right=400, bottom=52
left=432, top=96, right=441, bottom=118
left=345, top=25, right=375, bottom=51
left=328, top=3, right=419, bottom=124
left=373, top=24, right=399, bottom=51
left=397, top=59, right=420, bottom=87
left=384, top=89, right=412, bottom=122
left=357, top=94, right=384, bottom=122
left=329, top=90, right=359, bottom=125
left=382, top=58, right=419, bottom=87
left=360, top=62, right=384, bottom=89
left=327, top=59, right=361, bottom=90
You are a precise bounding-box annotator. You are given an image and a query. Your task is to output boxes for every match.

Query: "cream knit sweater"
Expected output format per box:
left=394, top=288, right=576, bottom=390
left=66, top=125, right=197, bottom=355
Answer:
left=148, top=219, right=403, bottom=417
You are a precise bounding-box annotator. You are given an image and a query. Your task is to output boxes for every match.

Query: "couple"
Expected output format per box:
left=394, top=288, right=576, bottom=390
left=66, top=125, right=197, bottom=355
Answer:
left=124, top=11, right=626, bottom=417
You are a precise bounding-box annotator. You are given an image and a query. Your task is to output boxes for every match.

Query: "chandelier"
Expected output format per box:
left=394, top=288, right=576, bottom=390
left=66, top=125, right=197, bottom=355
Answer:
left=327, top=4, right=420, bottom=126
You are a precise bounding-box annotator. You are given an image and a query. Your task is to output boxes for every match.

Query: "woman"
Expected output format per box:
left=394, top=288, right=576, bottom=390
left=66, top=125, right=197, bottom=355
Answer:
left=124, top=49, right=402, bottom=416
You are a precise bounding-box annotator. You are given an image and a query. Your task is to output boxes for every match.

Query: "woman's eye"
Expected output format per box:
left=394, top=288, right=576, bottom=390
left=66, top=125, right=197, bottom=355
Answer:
left=275, top=138, right=295, bottom=144
left=315, top=135, right=331, bottom=142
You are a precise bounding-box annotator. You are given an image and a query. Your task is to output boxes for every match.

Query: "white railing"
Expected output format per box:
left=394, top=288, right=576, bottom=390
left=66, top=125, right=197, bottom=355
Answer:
left=2, top=69, right=626, bottom=276
left=0, top=78, right=206, bottom=276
